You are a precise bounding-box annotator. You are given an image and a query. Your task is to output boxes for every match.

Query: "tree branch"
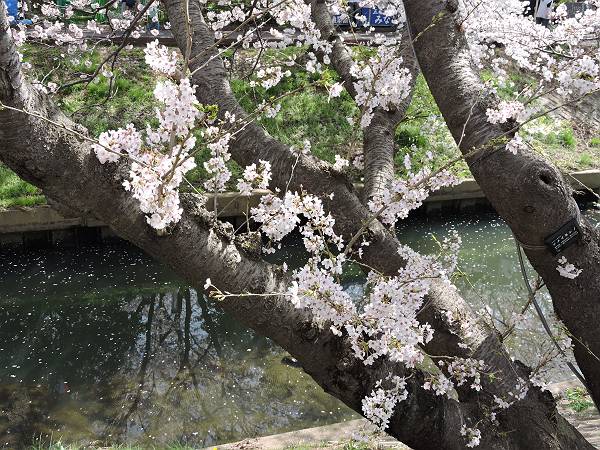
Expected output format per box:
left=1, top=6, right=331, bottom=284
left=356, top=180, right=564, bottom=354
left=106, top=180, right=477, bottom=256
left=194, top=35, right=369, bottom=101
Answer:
left=308, top=0, right=419, bottom=203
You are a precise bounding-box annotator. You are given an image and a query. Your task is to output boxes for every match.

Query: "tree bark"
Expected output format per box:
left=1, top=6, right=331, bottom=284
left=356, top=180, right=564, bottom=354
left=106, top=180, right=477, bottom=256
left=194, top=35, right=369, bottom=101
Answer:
left=403, top=0, right=600, bottom=409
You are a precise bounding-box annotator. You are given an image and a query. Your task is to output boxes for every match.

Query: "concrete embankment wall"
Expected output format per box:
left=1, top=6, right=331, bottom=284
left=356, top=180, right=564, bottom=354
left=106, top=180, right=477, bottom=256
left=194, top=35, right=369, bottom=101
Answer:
left=1, top=170, right=599, bottom=248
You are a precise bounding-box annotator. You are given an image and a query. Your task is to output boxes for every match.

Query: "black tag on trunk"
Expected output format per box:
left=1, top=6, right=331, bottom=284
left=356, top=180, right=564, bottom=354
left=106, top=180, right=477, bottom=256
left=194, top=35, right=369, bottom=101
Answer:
left=544, top=218, right=581, bottom=255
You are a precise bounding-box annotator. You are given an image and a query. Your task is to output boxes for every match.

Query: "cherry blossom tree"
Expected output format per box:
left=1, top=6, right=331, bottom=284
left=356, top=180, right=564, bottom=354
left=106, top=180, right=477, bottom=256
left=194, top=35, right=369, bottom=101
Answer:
left=1, top=0, right=600, bottom=448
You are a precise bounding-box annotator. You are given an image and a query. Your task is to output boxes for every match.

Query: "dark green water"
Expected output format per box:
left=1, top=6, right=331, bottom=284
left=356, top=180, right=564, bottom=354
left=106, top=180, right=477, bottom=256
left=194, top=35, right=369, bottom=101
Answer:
left=0, top=209, right=598, bottom=448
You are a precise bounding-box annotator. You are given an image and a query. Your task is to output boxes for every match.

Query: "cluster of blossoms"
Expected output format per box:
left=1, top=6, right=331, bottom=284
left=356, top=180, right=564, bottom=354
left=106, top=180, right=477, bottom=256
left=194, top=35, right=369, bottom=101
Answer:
left=361, top=375, right=407, bottom=430
left=144, top=39, right=180, bottom=77
left=367, top=165, right=460, bottom=226
left=423, top=372, right=453, bottom=396
left=351, top=43, right=413, bottom=128
left=460, top=425, right=482, bottom=448
left=252, top=192, right=312, bottom=243
left=506, top=134, right=526, bottom=155
left=250, top=66, right=292, bottom=90
left=486, top=100, right=525, bottom=124
left=441, top=357, right=486, bottom=392
left=351, top=154, right=364, bottom=171
left=237, top=160, right=272, bottom=196
left=203, top=130, right=233, bottom=193
left=290, top=264, right=356, bottom=330
left=556, top=54, right=600, bottom=95
left=250, top=182, right=470, bottom=430
left=206, top=5, right=247, bottom=31
left=10, top=26, right=26, bottom=47
left=18, top=0, right=171, bottom=73
left=508, top=377, right=530, bottom=401
left=94, top=123, right=141, bottom=164
left=556, top=256, right=582, bottom=279
left=333, top=154, right=349, bottom=171
left=270, top=0, right=324, bottom=49
left=463, top=0, right=600, bottom=144
left=289, top=242, right=453, bottom=366
left=92, top=43, right=202, bottom=231
left=327, top=82, right=344, bottom=101
left=123, top=146, right=196, bottom=230
left=259, top=100, right=282, bottom=119
left=252, top=190, right=342, bottom=254
left=346, top=245, right=453, bottom=367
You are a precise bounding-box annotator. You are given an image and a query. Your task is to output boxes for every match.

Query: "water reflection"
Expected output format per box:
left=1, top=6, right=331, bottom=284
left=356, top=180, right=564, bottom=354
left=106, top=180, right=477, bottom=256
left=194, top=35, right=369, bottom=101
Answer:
left=0, top=245, right=353, bottom=448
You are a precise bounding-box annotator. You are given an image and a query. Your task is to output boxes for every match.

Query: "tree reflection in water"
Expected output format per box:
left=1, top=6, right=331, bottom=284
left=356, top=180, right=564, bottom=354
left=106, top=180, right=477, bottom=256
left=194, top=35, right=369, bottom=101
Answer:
left=0, top=244, right=354, bottom=449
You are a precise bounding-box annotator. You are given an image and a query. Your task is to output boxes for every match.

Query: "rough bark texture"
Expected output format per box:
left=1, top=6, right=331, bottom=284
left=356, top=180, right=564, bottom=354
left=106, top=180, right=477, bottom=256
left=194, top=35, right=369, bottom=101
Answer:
left=0, top=2, right=596, bottom=448
left=403, top=0, right=600, bottom=409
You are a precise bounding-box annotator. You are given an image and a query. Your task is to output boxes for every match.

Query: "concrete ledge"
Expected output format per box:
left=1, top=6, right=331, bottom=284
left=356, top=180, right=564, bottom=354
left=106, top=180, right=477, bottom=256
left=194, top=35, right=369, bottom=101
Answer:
left=208, top=419, right=407, bottom=450
left=425, top=178, right=483, bottom=202
left=425, top=169, right=600, bottom=203
left=1, top=171, right=598, bottom=237
left=0, top=205, right=104, bottom=234
left=0, top=191, right=268, bottom=235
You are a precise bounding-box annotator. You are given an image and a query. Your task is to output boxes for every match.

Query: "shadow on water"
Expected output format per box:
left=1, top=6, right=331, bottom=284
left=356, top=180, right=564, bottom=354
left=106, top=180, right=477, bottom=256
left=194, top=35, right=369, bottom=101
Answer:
left=0, top=208, right=599, bottom=448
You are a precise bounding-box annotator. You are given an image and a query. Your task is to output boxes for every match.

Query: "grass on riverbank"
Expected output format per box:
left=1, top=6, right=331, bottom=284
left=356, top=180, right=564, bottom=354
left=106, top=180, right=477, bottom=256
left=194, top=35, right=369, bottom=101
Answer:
left=565, top=387, right=595, bottom=413
left=1, top=45, right=598, bottom=209
left=0, top=165, right=45, bottom=209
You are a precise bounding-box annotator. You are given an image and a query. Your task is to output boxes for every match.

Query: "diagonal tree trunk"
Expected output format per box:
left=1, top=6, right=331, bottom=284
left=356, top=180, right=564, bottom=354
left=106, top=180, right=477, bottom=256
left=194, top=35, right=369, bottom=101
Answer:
left=162, top=0, right=542, bottom=410
left=403, top=0, right=600, bottom=409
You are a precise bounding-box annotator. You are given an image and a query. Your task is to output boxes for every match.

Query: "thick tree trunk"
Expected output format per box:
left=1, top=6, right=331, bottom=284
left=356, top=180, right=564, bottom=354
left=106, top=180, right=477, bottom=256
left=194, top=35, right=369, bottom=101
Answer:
left=162, top=0, right=558, bottom=416
left=0, top=2, right=596, bottom=448
left=362, top=110, right=402, bottom=201
left=403, top=0, right=600, bottom=409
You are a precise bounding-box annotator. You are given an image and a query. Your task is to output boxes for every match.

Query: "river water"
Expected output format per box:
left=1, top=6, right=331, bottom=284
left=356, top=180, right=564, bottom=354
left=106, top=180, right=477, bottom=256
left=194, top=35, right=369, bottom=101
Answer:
left=0, top=209, right=598, bottom=448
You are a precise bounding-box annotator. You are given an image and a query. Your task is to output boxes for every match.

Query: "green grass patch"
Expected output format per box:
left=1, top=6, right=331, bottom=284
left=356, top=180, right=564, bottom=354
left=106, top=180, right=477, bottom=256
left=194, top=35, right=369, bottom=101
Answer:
left=579, top=153, right=593, bottom=167
left=565, top=387, right=594, bottom=413
left=285, top=441, right=375, bottom=450
left=394, top=75, right=469, bottom=178
left=558, top=127, right=577, bottom=148
left=0, top=165, right=45, bottom=209
left=233, top=80, right=359, bottom=163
